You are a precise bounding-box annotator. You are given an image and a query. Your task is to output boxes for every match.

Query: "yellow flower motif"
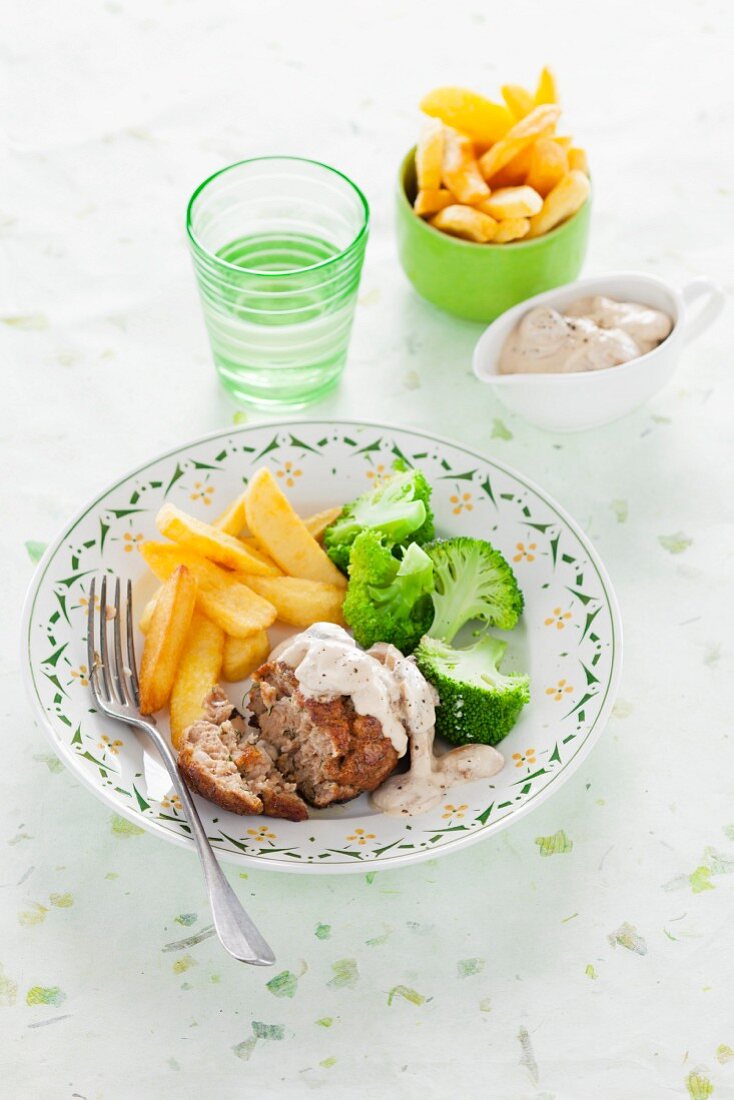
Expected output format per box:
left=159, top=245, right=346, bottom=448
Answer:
left=190, top=481, right=215, bottom=505
left=275, top=461, right=303, bottom=488
left=98, top=734, right=124, bottom=755
left=78, top=594, right=101, bottom=612
left=247, top=825, right=276, bottom=842
left=70, top=665, right=89, bottom=687
left=546, top=679, right=573, bottom=702
left=513, top=541, right=537, bottom=563
left=123, top=532, right=143, bottom=552
left=450, top=492, right=474, bottom=515
left=545, top=607, right=572, bottom=630
left=442, top=803, right=468, bottom=820
left=346, top=827, right=376, bottom=846
left=161, top=794, right=182, bottom=812
left=366, top=463, right=387, bottom=483
left=512, top=748, right=537, bottom=768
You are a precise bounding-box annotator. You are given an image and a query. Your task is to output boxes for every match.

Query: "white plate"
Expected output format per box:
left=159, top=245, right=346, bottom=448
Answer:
left=22, top=420, right=622, bottom=874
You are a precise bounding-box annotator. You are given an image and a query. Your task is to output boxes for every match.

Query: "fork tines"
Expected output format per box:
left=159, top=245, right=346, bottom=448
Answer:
left=87, top=576, right=140, bottom=713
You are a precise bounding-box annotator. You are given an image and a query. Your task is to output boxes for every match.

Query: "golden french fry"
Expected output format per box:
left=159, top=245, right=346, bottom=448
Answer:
left=138, top=590, right=160, bottom=634
left=430, top=204, right=497, bottom=243
left=554, top=135, right=573, bottom=149
left=526, top=170, right=590, bottom=239
left=140, top=542, right=277, bottom=636
left=303, top=506, right=343, bottom=541
left=237, top=535, right=281, bottom=574
left=414, top=188, right=454, bottom=217
left=568, top=146, right=589, bottom=175
left=222, top=630, right=270, bottom=683
left=525, top=138, right=569, bottom=197
left=237, top=575, right=345, bottom=629
left=478, top=186, right=542, bottom=220
left=420, top=86, right=513, bottom=146
left=488, top=144, right=534, bottom=188
left=415, top=118, right=444, bottom=191
left=493, top=217, right=531, bottom=243
left=534, top=65, right=558, bottom=106
left=213, top=491, right=247, bottom=536
left=441, top=128, right=489, bottom=204
left=139, top=566, right=197, bottom=715
left=478, top=105, right=561, bottom=180
left=244, top=468, right=347, bottom=588
left=157, top=502, right=279, bottom=577
left=501, top=83, right=534, bottom=120
left=169, top=611, right=225, bottom=748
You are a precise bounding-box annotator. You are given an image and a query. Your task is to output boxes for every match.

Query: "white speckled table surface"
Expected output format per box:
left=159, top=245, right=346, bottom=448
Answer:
left=3, top=1, right=733, bottom=1096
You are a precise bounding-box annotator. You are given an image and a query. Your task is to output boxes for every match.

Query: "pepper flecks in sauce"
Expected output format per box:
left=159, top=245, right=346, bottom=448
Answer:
left=498, top=295, right=673, bottom=375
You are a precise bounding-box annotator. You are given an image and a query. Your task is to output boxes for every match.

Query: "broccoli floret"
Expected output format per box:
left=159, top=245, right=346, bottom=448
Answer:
left=425, top=536, right=523, bottom=640
left=324, top=459, right=435, bottom=572
left=343, top=530, right=435, bottom=653
left=415, top=633, right=530, bottom=745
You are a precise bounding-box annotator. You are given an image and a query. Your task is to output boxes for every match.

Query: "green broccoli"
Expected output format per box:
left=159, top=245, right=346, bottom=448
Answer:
left=342, top=530, right=435, bottom=653
left=324, top=459, right=435, bottom=572
left=424, top=536, right=524, bottom=640
left=415, top=633, right=530, bottom=745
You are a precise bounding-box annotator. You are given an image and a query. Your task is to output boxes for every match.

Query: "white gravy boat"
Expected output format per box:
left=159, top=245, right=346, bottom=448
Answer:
left=473, top=272, right=724, bottom=431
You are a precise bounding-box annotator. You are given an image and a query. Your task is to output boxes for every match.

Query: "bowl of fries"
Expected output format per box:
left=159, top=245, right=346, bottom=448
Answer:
left=395, top=70, right=592, bottom=323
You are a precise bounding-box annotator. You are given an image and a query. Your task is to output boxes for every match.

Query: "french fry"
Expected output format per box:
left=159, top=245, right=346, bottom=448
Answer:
left=420, top=86, right=513, bottom=146
left=157, top=502, right=279, bottom=577
left=222, top=630, right=270, bottom=683
left=169, top=611, right=225, bottom=749
left=554, top=135, right=573, bottom=149
left=478, top=186, right=543, bottom=220
left=213, top=491, right=247, bottom=536
left=415, top=119, right=444, bottom=191
left=303, top=506, right=343, bottom=541
left=140, top=542, right=277, bottom=636
left=138, top=590, right=159, bottom=634
left=525, top=138, right=569, bottom=197
left=488, top=144, right=534, bottom=188
left=478, top=105, right=561, bottom=181
left=237, top=575, right=345, bottom=629
left=414, top=188, right=454, bottom=217
left=501, top=83, right=534, bottom=120
left=239, top=535, right=281, bottom=573
left=244, top=468, right=347, bottom=588
left=493, top=217, right=531, bottom=243
left=139, top=566, right=197, bottom=715
left=568, top=146, right=589, bottom=175
left=430, top=204, right=497, bottom=243
left=526, top=170, right=591, bottom=239
left=441, top=127, right=489, bottom=204
left=534, top=65, right=558, bottom=106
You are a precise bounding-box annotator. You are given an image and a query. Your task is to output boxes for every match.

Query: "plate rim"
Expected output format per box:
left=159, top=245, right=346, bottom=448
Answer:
left=21, top=417, right=623, bottom=874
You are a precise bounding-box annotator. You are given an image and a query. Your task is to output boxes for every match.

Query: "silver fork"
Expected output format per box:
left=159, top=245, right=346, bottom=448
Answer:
left=86, top=575, right=275, bottom=966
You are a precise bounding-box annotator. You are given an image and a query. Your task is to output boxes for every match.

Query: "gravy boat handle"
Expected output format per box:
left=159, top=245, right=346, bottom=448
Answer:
left=682, top=277, right=725, bottom=344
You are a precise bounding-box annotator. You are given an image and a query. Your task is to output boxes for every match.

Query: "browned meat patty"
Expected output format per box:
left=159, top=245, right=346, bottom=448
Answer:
left=177, top=687, right=308, bottom=821
left=248, top=661, right=399, bottom=808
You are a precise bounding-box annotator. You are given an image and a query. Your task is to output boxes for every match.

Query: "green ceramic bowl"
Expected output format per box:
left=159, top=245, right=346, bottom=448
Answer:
left=395, top=147, right=591, bottom=323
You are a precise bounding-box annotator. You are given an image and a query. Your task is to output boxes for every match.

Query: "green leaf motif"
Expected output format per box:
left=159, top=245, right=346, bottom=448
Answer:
left=110, top=814, right=144, bottom=837
left=266, top=970, right=298, bottom=999
left=534, top=830, right=573, bottom=857
left=314, top=923, right=331, bottom=940
left=25, top=540, right=47, bottom=563
left=26, top=985, right=66, bottom=1007
left=585, top=964, right=597, bottom=979
left=607, top=922, right=647, bottom=955
left=491, top=418, right=513, bottom=441
left=0, top=965, right=18, bottom=1006
left=327, top=958, right=358, bottom=990
left=252, top=1021, right=284, bottom=1040
left=658, top=531, right=693, bottom=555
left=387, top=984, right=426, bottom=1006
left=457, top=958, right=485, bottom=977
left=685, top=1070, right=714, bottom=1099
left=689, top=866, right=715, bottom=893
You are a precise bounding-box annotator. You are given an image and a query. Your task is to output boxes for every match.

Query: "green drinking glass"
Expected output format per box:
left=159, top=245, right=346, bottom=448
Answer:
left=186, top=157, right=369, bottom=408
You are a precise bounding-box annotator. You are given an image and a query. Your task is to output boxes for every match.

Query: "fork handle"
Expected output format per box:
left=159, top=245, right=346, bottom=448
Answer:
left=145, top=726, right=275, bottom=966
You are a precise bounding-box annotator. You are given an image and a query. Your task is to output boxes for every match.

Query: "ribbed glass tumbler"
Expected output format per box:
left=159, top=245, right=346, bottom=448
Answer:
left=186, top=157, right=369, bottom=408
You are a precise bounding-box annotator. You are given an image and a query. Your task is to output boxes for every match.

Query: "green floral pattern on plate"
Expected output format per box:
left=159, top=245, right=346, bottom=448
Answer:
left=22, top=420, right=622, bottom=873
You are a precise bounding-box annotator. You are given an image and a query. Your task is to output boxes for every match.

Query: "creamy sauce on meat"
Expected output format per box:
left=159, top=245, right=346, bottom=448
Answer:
left=274, top=624, right=504, bottom=817
left=498, top=294, right=673, bottom=375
